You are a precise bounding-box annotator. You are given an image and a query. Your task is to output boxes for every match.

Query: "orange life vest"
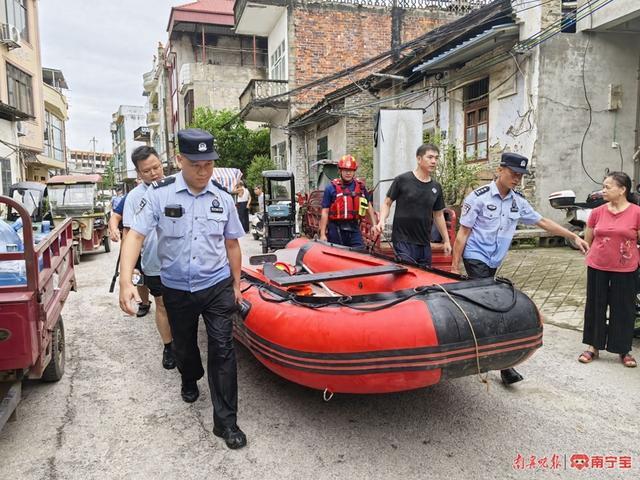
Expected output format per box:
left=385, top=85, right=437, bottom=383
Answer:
left=328, top=179, right=366, bottom=221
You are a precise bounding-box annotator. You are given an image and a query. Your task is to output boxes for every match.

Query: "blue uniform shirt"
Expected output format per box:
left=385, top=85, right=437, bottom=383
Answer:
left=113, top=193, right=127, bottom=216
left=460, top=181, right=542, bottom=268
left=124, top=183, right=161, bottom=277
left=131, top=172, right=245, bottom=292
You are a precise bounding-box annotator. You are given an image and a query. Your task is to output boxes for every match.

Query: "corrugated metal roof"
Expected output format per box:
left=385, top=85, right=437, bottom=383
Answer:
left=413, top=23, right=519, bottom=73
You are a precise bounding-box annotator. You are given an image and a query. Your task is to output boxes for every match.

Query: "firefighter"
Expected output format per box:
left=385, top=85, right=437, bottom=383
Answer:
left=318, top=154, right=377, bottom=248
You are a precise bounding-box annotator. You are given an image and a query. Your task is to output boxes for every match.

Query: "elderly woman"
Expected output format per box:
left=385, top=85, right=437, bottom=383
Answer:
left=579, top=171, right=640, bottom=367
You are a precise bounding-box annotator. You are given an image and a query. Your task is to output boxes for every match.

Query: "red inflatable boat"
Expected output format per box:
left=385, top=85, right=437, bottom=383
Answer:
left=238, top=239, right=543, bottom=394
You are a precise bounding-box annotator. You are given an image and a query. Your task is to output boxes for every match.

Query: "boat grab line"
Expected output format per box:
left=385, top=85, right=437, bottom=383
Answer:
left=434, top=283, right=490, bottom=389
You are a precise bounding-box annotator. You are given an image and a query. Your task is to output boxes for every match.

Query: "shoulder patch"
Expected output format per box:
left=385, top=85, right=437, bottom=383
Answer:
left=152, top=176, right=176, bottom=189
left=474, top=185, right=490, bottom=196
left=211, top=179, right=229, bottom=194
left=513, top=189, right=525, bottom=198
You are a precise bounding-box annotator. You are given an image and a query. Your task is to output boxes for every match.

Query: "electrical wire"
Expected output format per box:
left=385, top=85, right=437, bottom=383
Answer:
left=579, top=6, right=600, bottom=184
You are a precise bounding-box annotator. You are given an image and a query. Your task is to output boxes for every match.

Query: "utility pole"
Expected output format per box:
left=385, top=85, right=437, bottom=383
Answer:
left=90, top=136, right=98, bottom=173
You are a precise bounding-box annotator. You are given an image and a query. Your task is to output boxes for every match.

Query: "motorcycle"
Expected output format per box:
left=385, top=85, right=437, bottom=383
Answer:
left=250, top=212, right=264, bottom=240
left=548, top=189, right=605, bottom=248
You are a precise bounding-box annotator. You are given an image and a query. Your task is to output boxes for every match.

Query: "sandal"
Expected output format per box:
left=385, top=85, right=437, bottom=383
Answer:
left=620, top=354, right=637, bottom=368
left=578, top=350, right=598, bottom=363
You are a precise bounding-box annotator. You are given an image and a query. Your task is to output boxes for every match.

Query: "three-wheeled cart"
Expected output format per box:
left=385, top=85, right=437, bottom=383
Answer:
left=47, top=174, right=110, bottom=265
left=261, top=170, right=296, bottom=253
left=0, top=195, right=76, bottom=431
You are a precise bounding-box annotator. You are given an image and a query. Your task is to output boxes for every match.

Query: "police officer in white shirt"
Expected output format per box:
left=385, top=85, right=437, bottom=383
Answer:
left=119, top=128, right=247, bottom=449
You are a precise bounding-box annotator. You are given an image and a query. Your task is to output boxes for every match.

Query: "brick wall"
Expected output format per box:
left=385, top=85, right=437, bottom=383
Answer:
left=291, top=4, right=454, bottom=109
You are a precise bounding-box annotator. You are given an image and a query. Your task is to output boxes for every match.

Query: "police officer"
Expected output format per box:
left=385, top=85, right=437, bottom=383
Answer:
left=451, top=152, right=589, bottom=385
left=119, top=128, right=247, bottom=449
left=121, top=146, right=175, bottom=369
left=318, top=154, right=376, bottom=248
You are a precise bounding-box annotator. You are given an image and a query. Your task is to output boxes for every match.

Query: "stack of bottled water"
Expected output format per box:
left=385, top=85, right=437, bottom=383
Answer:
left=0, top=216, right=51, bottom=285
left=0, top=217, right=26, bottom=285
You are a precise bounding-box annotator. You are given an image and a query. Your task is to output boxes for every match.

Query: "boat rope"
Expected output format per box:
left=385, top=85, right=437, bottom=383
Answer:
left=252, top=279, right=516, bottom=314
left=434, top=283, right=489, bottom=389
left=323, top=388, right=334, bottom=402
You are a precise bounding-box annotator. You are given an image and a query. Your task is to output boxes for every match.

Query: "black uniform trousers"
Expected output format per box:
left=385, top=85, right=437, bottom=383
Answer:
left=463, top=258, right=497, bottom=279
left=583, top=266, right=636, bottom=355
left=162, top=276, right=239, bottom=428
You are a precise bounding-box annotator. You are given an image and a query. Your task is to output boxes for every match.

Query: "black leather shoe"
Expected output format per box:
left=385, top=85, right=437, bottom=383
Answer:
left=162, top=345, right=176, bottom=370
left=181, top=380, right=199, bottom=403
left=501, top=368, right=524, bottom=385
left=213, top=425, right=247, bottom=449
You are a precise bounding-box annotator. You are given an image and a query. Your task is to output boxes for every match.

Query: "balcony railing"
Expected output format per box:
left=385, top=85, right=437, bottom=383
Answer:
left=143, top=70, right=157, bottom=93
left=147, top=111, right=160, bottom=126
left=240, top=79, right=289, bottom=112
left=235, top=0, right=493, bottom=24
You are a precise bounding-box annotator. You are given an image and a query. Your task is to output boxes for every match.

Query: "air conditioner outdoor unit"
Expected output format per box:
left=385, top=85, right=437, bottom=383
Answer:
left=0, top=23, right=20, bottom=50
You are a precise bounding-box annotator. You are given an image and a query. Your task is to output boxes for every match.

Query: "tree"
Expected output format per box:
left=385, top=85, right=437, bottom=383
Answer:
left=352, top=145, right=374, bottom=188
left=189, top=108, right=270, bottom=173
left=425, top=132, right=481, bottom=207
left=245, top=155, right=276, bottom=189
left=102, top=158, right=116, bottom=192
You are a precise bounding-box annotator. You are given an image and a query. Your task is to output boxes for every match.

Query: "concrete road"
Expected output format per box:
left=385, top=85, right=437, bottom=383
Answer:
left=1, top=236, right=639, bottom=480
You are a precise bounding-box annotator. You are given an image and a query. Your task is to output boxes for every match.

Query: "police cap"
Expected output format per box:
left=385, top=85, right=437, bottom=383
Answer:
left=177, top=128, right=219, bottom=162
left=500, top=152, right=529, bottom=174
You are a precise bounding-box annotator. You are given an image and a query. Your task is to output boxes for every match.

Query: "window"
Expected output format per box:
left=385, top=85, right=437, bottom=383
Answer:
left=270, top=41, right=286, bottom=80
left=6, top=63, right=33, bottom=115
left=44, top=110, right=65, bottom=161
left=5, top=0, right=28, bottom=42
left=184, top=89, right=194, bottom=126
left=316, top=136, right=328, bottom=160
left=463, top=78, right=489, bottom=161
left=1, top=158, right=11, bottom=195
left=271, top=141, right=286, bottom=169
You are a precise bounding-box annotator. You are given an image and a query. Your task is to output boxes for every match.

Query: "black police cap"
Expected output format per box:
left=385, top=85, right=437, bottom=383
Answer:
left=177, top=128, right=219, bottom=161
left=500, top=152, right=529, bottom=174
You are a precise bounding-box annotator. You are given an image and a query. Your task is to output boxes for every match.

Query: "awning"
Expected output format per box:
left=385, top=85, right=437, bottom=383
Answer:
left=413, top=24, right=519, bottom=74
left=211, top=167, right=243, bottom=192
left=35, top=154, right=65, bottom=170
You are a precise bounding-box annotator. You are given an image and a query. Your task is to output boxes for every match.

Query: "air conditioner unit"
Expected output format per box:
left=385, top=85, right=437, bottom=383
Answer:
left=16, top=120, right=26, bottom=137
left=0, top=23, right=20, bottom=50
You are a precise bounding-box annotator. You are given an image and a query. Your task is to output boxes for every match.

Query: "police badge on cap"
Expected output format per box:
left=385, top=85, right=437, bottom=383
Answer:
left=500, top=152, right=530, bottom=174
left=177, top=128, right=220, bottom=161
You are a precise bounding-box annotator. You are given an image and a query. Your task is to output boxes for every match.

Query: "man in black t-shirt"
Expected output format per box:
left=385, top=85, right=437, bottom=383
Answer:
left=372, top=143, right=451, bottom=267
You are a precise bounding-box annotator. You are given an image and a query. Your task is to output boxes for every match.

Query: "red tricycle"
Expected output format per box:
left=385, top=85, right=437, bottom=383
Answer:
left=0, top=195, right=76, bottom=430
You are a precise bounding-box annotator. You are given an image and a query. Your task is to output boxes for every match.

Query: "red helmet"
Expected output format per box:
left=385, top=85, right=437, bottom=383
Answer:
left=338, top=154, right=358, bottom=171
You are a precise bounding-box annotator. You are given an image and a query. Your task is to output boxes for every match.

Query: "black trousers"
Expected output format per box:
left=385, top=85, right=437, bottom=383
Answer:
left=583, top=266, right=636, bottom=355
left=236, top=202, right=249, bottom=233
left=463, top=258, right=497, bottom=279
left=162, top=277, right=239, bottom=428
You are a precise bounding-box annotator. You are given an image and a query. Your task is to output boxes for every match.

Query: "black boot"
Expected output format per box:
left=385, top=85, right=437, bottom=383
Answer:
left=501, top=368, right=524, bottom=385
left=162, top=343, right=176, bottom=370
left=213, top=425, right=247, bottom=449
left=181, top=380, right=199, bottom=403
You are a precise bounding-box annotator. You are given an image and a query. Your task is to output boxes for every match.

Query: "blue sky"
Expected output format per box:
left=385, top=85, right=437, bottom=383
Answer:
left=40, top=1, right=183, bottom=152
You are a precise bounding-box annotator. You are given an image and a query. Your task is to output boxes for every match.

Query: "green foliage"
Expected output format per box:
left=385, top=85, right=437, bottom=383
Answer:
left=425, top=132, right=481, bottom=206
left=189, top=108, right=270, bottom=173
left=352, top=145, right=374, bottom=187
left=102, top=158, right=116, bottom=191
left=245, top=154, right=276, bottom=190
